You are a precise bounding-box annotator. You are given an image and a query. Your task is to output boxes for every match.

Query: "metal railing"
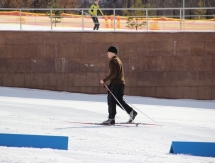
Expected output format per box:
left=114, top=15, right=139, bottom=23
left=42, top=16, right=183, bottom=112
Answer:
left=0, top=7, right=215, bottom=31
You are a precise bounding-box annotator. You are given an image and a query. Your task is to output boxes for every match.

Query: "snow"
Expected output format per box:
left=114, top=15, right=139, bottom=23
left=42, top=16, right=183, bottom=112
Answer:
left=0, top=86, right=215, bottom=163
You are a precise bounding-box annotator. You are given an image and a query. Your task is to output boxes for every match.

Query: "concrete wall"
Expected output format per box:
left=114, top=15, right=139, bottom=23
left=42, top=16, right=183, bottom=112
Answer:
left=0, top=31, right=214, bottom=100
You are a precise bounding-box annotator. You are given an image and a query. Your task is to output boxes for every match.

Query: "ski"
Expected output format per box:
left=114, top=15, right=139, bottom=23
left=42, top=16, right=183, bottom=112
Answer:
left=116, top=122, right=159, bottom=126
left=87, top=122, right=129, bottom=127
left=65, top=121, right=134, bottom=127
left=65, top=121, right=159, bottom=127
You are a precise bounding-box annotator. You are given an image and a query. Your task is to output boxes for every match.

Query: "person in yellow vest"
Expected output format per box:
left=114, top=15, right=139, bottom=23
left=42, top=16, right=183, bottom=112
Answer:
left=89, top=0, right=104, bottom=30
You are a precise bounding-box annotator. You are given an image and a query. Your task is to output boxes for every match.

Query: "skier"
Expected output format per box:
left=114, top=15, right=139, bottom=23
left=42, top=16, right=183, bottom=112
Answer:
left=88, top=0, right=104, bottom=30
left=100, top=46, right=138, bottom=125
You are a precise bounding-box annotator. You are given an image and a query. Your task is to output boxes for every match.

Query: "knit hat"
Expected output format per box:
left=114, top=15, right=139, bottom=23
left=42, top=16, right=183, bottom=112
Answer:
left=107, top=46, right=118, bottom=54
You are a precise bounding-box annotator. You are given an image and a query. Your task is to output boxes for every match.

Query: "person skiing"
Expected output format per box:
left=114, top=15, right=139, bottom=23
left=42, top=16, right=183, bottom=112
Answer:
left=100, top=46, right=138, bottom=125
left=88, top=0, right=104, bottom=30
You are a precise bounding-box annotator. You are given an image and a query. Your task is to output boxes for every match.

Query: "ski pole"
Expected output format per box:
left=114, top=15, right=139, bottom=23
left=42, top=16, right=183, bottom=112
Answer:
left=123, top=98, right=162, bottom=126
left=103, top=84, right=138, bottom=125
left=75, top=8, right=89, bottom=15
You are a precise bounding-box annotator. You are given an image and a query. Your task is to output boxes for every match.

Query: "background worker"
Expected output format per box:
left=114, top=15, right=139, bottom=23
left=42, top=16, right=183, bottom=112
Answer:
left=89, top=0, right=104, bottom=30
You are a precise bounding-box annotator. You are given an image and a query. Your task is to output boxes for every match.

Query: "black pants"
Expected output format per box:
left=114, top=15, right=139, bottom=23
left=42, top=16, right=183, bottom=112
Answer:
left=107, top=84, right=133, bottom=119
left=92, top=17, right=100, bottom=30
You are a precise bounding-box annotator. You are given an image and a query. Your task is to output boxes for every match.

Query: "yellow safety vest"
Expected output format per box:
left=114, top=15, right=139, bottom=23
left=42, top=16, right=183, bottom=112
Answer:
left=89, top=3, right=104, bottom=16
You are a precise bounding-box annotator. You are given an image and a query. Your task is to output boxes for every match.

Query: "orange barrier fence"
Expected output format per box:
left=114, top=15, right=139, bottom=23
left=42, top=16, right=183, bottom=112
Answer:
left=1, top=11, right=215, bottom=21
left=1, top=11, right=215, bottom=30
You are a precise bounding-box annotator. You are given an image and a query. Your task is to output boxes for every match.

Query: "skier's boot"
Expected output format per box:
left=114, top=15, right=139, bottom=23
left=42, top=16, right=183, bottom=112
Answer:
left=128, top=110, right=138, bottom=123
left=103, top=119, right=115, bottom=125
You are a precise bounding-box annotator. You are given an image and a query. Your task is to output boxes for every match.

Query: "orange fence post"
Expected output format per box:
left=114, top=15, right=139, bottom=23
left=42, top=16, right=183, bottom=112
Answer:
left=110, top=15, right=113, bottom=28
left=104, top=16, right=109, bottom=28
left=117, top=16, right=120, bottom=29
